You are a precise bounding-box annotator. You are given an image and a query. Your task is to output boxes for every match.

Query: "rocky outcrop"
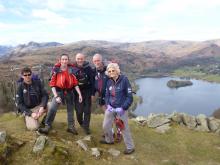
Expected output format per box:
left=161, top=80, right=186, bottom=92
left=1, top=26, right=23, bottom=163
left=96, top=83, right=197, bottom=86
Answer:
left=0, top=131, right=25, bottom=164
left=33, top=135, right=48, bottom=153
left=134, top=116, right=147, bottom=126
left=0, top=131, right=6, bottom=143
left=135, top=112, right=220, bottom=135
left=182, top=113, right=197, bottom=129
left=208, top=117, right=220, bottom=132
left=76, top=140, right=89, bottom=151
left=155, top=123, right=171, bottom=134
left=108, top=148, right=120, bottom=157
left=170, top=112, right=184, bottom=124
left=167, top=80, right=193, bottom=88
left=147, top=114, right=171, bottom=128
left=195, top=114, right=210, bottom=132
left=91, top=148, right=101, bottom=158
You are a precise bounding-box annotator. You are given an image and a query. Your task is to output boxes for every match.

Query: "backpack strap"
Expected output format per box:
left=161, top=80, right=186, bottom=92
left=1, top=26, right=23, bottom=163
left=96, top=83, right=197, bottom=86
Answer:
left=68, top=66, right=79, bottom=75
left=49, top=66, right=61, bottom=81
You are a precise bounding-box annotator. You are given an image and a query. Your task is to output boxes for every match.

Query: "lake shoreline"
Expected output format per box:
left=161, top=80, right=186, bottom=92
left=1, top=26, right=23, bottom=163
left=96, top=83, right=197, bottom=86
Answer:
left=134, top=76, right=220, bottom=117
left=135, top=72, right=220, bottom=84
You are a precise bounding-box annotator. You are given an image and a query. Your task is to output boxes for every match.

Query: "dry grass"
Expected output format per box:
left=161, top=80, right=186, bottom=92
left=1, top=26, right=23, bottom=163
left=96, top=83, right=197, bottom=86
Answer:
left=1, top=111, right=220, bottom=165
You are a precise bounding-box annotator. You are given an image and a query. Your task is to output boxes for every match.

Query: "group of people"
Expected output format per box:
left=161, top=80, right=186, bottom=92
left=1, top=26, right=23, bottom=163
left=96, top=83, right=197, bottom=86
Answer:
left=16, top=53, right=135, bottom=154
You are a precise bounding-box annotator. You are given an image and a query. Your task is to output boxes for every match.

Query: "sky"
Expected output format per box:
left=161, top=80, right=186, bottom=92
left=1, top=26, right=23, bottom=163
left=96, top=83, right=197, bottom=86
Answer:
left=0, top=0, right=220, bottom=46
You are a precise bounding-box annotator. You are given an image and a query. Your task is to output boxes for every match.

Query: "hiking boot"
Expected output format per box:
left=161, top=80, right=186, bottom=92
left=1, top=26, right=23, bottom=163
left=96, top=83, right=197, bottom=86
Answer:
left=99, top=139, right=114, bottom=145
left=83, top=127, right=91, bottom=135
left=123, top=148, right=135, bottom=155
left=38, top=125, right=51, bottom=134
left=67, top=127, right=78, bottom=135
left=40, top=115, right=47, bottom=127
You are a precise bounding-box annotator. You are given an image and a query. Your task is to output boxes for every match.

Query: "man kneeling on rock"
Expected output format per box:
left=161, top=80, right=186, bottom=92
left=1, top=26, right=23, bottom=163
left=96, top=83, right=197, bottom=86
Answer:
left=16, top=67, right=49, bottom=131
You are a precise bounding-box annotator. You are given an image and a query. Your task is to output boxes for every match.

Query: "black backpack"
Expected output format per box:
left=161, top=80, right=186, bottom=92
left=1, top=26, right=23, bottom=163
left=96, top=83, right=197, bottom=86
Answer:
left=75, top=68, right=90, bottom=88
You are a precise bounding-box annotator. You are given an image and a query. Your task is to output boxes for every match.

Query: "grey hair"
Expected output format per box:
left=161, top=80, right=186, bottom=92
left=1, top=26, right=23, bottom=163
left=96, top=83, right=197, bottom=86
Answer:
left=106, top=62, right=120, bottom=76
left=93, top=53, right=102, bottom=60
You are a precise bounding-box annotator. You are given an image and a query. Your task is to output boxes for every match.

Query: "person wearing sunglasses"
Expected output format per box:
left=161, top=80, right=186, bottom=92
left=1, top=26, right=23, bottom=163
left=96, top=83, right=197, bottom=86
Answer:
left=100, top=62, right=135, bottom=155
left=16, top=67, right=49, bottom=131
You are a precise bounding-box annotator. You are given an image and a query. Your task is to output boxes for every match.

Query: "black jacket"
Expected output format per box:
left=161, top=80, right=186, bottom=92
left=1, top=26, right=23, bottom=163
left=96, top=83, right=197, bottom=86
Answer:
left=16, top=79, right=49, bottom=116
left=92, top=66, right=109, bottom=100
left=74, top=61, right=95, bottom=95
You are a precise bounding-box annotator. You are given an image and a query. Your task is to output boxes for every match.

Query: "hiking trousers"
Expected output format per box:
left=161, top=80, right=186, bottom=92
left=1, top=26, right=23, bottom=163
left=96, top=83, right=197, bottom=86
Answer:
left=74, top=89, right=91, bottom=129
left=25, top=105, right=47, bottom=131
left=45, top=91, right=75, bottom=128
left=103, top=110, right=135, bottom=150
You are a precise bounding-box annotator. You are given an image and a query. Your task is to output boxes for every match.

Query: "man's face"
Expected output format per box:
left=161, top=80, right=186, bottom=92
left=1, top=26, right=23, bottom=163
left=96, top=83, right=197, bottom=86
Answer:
left=22, top=72, right=32, bottom=84
left=76, top=54, right=85, bottom=67
left=60, top=55, right=69, bottom=66
left=93, top=56, right=102, bottom=69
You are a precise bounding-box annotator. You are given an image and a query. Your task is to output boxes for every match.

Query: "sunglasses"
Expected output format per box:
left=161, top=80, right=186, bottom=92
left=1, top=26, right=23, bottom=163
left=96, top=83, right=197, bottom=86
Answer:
left=23, top=73, right=31, bottom=77
left=108, top=70, right=115, bottom=73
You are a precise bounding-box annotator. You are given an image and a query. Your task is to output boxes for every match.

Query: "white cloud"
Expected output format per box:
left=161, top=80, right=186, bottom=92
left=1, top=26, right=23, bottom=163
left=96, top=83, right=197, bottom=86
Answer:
left=46, top=0, right=65, bottom=10
left=0, top=4, right=6, bottom=12
left=151, top=0, right=220, bottom=16
left=127, top=0, right=149, bottom=8
left=1, top=0, right=220, bottom=45
left=40, top=0, right=150, bottom=12
left=32, top=9, right=72, bottom=26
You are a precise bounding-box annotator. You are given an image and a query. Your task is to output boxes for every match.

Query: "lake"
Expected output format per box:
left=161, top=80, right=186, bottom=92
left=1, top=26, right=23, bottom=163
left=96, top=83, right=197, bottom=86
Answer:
left=134, top=77, right=220, bottom=117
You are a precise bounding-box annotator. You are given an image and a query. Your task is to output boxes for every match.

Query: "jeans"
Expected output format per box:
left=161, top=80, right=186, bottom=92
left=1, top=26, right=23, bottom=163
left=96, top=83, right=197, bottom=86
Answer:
left=45, top=91, right=74, bottom=128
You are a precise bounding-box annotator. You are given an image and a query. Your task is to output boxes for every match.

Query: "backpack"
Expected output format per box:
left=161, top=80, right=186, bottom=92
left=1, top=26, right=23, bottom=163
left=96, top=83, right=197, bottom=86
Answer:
left=49, top=64, right=79, bottom=81
left=75, top=68, right=90, bottom=87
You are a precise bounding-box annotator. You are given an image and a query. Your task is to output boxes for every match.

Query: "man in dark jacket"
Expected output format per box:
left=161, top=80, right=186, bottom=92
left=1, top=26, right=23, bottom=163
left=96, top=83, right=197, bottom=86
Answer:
left=92, top=53, right=109, bottom=111
left=16, top=67, right=49, bottom=131
left=74, top=53, right=94, bottom=134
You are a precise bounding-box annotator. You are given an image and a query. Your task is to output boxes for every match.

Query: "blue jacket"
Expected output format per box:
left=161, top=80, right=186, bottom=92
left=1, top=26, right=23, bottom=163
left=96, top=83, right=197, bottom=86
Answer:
left=105, top=75, right=133, bottom=110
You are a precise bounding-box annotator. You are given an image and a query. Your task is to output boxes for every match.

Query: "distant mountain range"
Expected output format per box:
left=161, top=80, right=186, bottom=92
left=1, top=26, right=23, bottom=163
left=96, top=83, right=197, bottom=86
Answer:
left=0, top=46, right=13, bottom=57
left=1, top=39, right=220, bottom=78
left=0, top=41, right=63, bottom=57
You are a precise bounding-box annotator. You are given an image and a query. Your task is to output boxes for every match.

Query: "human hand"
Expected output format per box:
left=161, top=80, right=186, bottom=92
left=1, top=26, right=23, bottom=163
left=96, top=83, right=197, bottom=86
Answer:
left=115, top=107, right=124, bottom=116
left=106, top=105, right=113, bottom=112
left=31, top=112, right=38, bottom=120
left=79, top=95, right=83, bottom=103
left=55, top=96, right=62, bottom=104
left=37, top=107, right=45, bottom=118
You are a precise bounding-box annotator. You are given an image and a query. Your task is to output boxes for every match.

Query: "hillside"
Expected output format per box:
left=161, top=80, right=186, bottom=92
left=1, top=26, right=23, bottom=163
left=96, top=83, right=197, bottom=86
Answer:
left=1, top=39, right=220, bottom=80
left=1, top=39, right=220, bottom=113
left=1, top=111, right=220, bottom=165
